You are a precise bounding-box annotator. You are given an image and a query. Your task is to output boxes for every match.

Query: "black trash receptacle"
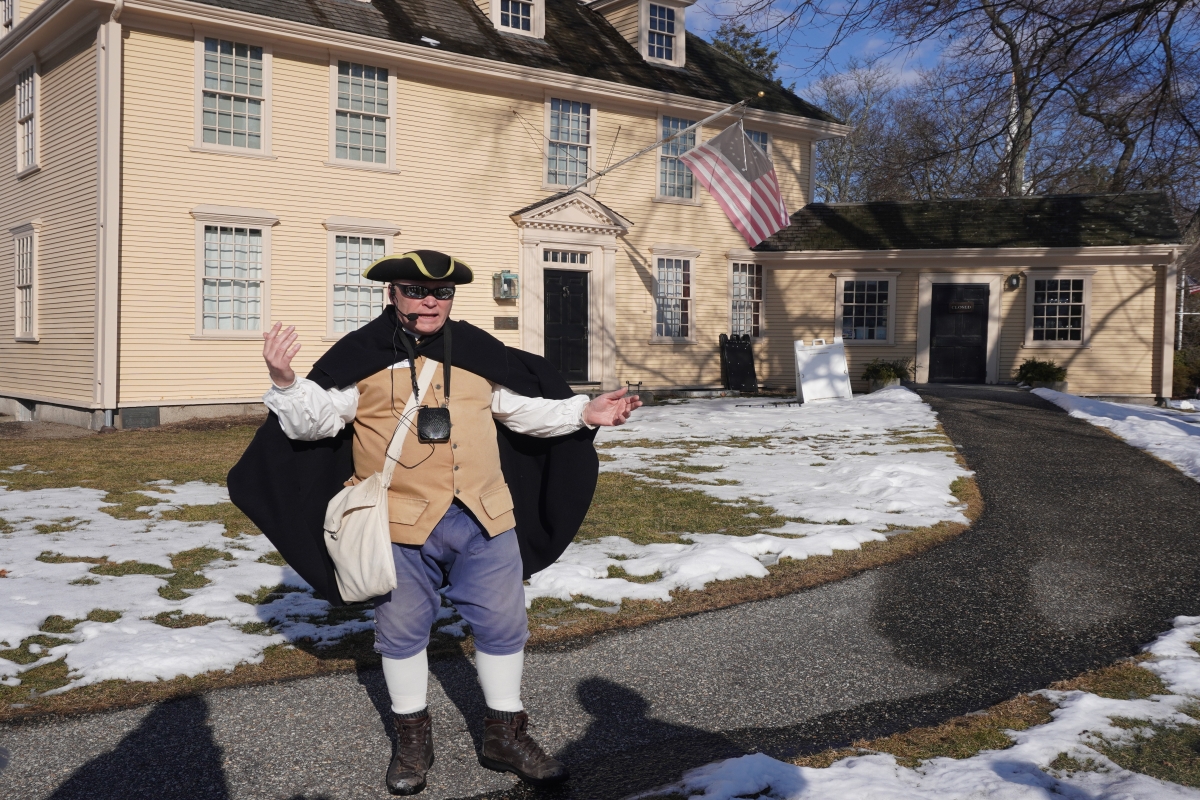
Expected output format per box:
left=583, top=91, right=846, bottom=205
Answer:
left=719, top=334, right=758, bottom=392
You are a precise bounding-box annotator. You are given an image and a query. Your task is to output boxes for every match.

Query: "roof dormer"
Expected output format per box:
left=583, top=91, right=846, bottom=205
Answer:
left=589, top=0, right=696, bottom=68
left=475, top=0, right=546, bottom=39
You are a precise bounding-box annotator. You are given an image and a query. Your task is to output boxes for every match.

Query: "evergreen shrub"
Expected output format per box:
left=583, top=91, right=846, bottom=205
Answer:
left=1015, top=358, right=1067, bottom=383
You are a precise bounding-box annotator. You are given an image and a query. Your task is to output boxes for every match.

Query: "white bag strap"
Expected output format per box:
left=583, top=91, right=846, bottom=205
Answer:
left=381, top=357, right=439, bottom=489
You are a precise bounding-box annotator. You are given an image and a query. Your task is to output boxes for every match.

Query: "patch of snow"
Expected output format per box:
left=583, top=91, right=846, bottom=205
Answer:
left=134, top=480, right=230, bottom=516
left=0, top=481, right=354, bottom=691
left=640, top=616, right=1200, bottom=800
left=47, top=618, right=278, bottom=692
left=528, top=389, right=970, bottom=606
left=1033, top=389, right=1200, bottom=481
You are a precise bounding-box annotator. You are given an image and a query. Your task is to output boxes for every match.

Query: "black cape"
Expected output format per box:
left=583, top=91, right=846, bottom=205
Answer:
left=227, top=308, right=599, bottom=606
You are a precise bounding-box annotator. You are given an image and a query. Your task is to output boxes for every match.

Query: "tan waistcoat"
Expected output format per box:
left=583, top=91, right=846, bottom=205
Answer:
left=351, top=357, right=516, bottom=545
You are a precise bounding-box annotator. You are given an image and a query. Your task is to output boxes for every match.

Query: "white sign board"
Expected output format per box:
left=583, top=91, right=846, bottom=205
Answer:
left=794, top=338, right=853, bottom=402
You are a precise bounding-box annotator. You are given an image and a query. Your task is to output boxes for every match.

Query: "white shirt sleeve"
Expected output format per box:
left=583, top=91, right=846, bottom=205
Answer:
left=262, top=378, right=360, bottom=441
left=490, top=384, right=594, bottom=437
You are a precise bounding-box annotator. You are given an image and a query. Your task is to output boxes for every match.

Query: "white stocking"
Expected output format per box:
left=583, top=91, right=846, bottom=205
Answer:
left=475, top=649, right=524, bottom=712
left=381, top=649, right=429, bottom=714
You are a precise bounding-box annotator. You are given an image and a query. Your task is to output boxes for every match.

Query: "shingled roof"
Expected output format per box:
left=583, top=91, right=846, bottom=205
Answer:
left=188, top=0, right=836, bottom=121
left=753, top=193, right=1182, bottom=252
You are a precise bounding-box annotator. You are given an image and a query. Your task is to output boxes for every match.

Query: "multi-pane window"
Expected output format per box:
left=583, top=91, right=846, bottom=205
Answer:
left=746, top=129, right=769, bottom=154
left=731, top=262, right=762, bottom=337
left=202, top=226, right=262, bottom=330
left=333, top=235, right=386, bottom=332
left=1032, top=278, right=1085, bottom=341
left=841, top=279, right=890, bottom=340
left=16, top=66, right=35, bottom=170
left=336, top=61, right=388, bottom=164
left=655, top=257, right=690, bottom=338
left=15, top=234, right=33, bottom=338
left=547, top=99, right=590, bottom=186
left=2, top=0, right=14, bottom=39
left=202, top=38, right=263, bottom=149
left=500, top=0, right=532, bottom=31
left=659, top=116, right=695, bottom=199
left=544, top=250, right=588, bottom=266
left=647, top=4, right=675, bottom=61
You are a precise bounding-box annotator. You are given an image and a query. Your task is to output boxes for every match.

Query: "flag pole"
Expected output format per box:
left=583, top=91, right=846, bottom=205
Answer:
left=563, top=91, right=764, bottom=194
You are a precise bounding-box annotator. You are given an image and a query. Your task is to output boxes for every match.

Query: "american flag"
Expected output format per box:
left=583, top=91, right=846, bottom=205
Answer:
left=1188, top=274, right=1200, bottom=295
left=678, top=121, right=791, bottom=247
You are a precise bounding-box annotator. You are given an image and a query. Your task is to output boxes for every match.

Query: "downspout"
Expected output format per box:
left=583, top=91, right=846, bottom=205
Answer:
left=95, top=0, right=122, bottom=431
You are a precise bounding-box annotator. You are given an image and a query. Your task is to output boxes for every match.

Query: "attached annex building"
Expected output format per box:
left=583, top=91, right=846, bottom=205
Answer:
left=754, top=194, right=1183, bottom=401
left=0, top=0, right=1183, bottom=428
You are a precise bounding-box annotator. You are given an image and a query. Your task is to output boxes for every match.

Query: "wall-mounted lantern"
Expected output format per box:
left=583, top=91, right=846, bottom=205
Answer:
left=493, top=270, right=520, bottom=300
left=1006, top=274, right=1022, bottom=290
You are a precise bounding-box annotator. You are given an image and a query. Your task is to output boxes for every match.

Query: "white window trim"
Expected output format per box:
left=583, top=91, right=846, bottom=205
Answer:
left=542, top=93, right=597, bottom=193
left=325, top=58, right=398, bottom=173
left=0, top=0, right=17, bottom=41
left=491, top=0, right=545, bottom=39
left=833, top=270, right=900, bottom=347
left=190, top=205, right=279, bottom=339
left=1023, top=269, right=1095, bottom=349
left=649, top=244, right=699, bottom=343
left=14, top=55, right=39, bottom=177
left=11, top=219, right=40, bottom=342
left=322, top=216, right=400, bottom=339
left=745, top=128, right=771, bottom=159
left=192, top=34, right=273, bottom=159
left=640, top=0, right=687, bottom=67
left=729, top=259, right=764, bottom=340
left=655, top=111, right=701, bottom=205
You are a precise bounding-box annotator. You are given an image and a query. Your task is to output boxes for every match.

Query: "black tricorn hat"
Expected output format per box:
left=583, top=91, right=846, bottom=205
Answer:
left=362, top=249, right=474, bottom=284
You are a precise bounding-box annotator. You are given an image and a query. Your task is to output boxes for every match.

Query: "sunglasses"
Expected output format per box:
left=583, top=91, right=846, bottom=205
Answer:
left=392, top=284, right=456, bottom=300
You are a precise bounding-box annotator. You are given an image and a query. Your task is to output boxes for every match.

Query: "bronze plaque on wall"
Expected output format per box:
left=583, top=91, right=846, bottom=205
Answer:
left=494, top=316, right=519, bottom=330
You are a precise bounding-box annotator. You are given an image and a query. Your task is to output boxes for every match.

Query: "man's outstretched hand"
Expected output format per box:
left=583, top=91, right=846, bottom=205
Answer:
left=582, top=387, right=643, bottom=427
left=263, top=322, right=301, bottom=388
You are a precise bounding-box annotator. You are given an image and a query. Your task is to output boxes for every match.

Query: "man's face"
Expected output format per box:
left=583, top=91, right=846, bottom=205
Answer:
left=391, top=280, right=455, bottom=336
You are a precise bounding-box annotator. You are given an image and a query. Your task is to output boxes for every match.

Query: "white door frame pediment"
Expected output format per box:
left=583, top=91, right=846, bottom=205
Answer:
left=512, top=193, right=630, bottom=391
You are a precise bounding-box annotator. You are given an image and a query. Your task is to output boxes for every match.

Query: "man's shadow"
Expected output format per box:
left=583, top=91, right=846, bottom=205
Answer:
left=47, top=696, right=229, bottom=800
left=360, top=662, right=760, bottom=799
left=552, top=677, right=753, bottom=798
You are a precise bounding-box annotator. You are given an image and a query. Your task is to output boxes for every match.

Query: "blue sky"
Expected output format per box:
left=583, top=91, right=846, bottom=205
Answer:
left=687, top=2, right=943, bottom=96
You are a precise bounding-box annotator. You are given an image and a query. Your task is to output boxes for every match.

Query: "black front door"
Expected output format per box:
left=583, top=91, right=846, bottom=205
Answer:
left=544, top=269, right=589, bottom=382
left=929, top=284, right=988, bottom=383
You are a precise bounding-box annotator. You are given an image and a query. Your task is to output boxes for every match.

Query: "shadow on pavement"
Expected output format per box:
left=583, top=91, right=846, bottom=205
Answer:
left=460, top=677, right=752, bottom=800
left=884, top=385, right=1200, bottom=698
left=47, top=696, right=228, bottom=800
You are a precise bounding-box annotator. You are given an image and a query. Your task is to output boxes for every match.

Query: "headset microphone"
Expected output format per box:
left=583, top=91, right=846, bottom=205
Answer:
left=405, top=313, right=420, bottom=322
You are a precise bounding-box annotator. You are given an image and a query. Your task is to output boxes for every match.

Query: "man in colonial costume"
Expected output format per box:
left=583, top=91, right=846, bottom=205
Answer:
left=228, top=250, right=639, bottom=796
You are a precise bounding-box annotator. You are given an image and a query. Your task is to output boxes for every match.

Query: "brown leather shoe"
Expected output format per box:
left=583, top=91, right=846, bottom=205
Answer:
left=478, top=709, right=568, bottom=786
left=387, top=710, right=435, bottom=796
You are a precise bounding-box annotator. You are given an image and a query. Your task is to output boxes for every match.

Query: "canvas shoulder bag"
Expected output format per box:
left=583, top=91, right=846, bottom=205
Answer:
left=323, top=357, right=439, bottom=603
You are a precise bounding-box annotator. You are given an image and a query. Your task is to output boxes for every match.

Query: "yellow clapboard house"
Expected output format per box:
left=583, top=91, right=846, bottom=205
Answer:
left=0, top=0, right=1183, bottom=428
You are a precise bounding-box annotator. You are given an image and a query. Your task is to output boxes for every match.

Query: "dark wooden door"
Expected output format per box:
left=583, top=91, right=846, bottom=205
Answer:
left=544, top=269, right=589, bottom=382
left=929, top=284, right=988, bottom=383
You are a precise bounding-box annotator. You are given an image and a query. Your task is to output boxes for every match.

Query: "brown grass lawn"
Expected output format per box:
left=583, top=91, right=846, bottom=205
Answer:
left=0, top=415, right=979, bottom=722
